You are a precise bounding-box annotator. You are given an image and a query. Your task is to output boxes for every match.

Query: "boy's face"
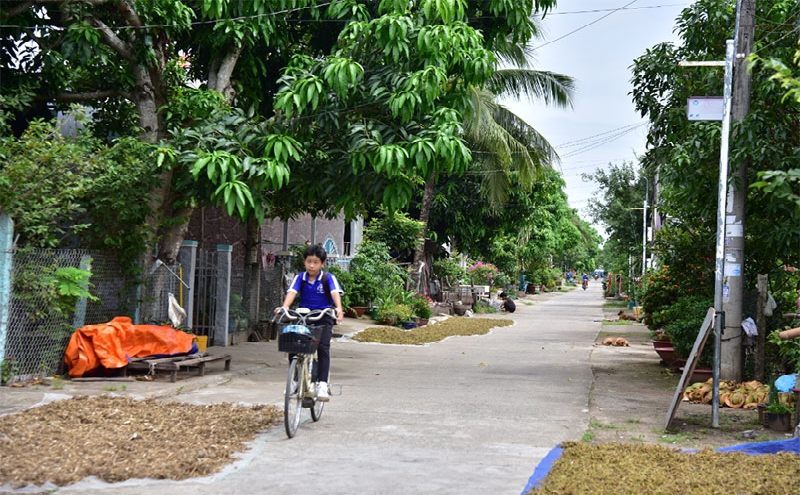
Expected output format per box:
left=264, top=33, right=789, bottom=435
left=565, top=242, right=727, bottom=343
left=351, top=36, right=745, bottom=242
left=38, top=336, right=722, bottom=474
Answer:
left=304, top=255, right=323, bottom=276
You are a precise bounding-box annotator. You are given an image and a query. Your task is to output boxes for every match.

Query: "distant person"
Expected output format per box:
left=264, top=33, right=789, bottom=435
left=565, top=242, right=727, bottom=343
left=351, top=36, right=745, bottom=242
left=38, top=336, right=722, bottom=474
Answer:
left=499, top=292, right=516, bottom=313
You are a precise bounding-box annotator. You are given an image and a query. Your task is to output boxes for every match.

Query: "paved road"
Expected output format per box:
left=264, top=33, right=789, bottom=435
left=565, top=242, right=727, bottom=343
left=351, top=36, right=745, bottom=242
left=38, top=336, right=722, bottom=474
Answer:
left=52, top=285, right=605, bottom=495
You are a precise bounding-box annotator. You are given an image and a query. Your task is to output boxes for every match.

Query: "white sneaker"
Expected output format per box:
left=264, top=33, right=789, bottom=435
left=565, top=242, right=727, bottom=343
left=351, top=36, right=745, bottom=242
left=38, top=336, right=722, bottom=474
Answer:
left=316, top=381, right=330, bottom=402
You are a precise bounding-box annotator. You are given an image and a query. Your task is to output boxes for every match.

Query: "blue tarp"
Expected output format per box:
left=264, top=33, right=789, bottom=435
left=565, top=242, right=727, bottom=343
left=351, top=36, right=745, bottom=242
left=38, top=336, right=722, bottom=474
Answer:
left=521, top=438, right=800, bottom=495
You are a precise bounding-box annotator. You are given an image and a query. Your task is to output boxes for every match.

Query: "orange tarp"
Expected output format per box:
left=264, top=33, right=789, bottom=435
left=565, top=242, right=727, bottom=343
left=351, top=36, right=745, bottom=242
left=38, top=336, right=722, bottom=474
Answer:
left=63, top=316, right=196, bottom=377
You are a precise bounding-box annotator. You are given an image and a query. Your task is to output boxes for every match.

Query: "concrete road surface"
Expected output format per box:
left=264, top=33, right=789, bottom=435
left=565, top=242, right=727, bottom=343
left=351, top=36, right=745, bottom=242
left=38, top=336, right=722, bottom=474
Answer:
left=52, top=284, right=605, bottom=495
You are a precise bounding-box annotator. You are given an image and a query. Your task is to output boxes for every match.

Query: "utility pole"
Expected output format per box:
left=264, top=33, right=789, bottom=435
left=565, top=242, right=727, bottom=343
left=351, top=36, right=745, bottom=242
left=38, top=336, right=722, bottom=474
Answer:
left=721, top=0, right=755, bottom=381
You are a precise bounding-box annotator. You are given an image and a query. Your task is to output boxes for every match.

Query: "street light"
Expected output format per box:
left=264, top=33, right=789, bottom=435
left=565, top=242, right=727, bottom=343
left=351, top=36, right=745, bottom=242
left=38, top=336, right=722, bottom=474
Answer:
left=678, top=39, right=735, bottom=428
left=642, top=176, right=649, bottom=278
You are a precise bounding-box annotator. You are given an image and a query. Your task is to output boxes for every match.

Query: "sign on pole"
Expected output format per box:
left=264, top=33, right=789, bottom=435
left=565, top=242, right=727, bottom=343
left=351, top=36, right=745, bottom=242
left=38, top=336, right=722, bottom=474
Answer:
left=687, top=97, right=724, bottom=121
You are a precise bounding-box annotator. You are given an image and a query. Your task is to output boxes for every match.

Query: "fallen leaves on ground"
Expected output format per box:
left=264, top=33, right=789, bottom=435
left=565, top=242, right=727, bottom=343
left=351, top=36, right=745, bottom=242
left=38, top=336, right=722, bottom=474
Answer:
left=0, top=395, right=281, bottom=489
left=351, top=317, right=513, bottom=345
left=529, top=441, right=800, bottom=494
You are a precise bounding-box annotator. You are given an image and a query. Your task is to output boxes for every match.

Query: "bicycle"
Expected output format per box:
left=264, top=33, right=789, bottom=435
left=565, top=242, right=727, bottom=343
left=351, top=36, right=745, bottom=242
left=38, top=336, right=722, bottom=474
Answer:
left=274, top=307, right=336, bottom=438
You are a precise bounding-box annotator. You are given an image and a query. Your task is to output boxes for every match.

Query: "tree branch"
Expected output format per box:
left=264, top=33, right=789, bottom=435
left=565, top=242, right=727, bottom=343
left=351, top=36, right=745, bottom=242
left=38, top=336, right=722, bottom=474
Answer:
left=114, top=0, right=143, bottom=29
left=48, top=90, right=131, bottom=102
left=3, top=1, right=36, bottom=18
left=4, top=0, right=112, bottom=19
left=87, top=16, right=136, bottom=62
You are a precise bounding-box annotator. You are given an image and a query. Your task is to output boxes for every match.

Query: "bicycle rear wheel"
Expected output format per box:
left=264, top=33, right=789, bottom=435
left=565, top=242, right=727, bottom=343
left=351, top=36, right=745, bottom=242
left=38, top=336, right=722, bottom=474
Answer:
left=284, top=357, right=303, bottom=438
left=310, top=354, right=325, bottom=422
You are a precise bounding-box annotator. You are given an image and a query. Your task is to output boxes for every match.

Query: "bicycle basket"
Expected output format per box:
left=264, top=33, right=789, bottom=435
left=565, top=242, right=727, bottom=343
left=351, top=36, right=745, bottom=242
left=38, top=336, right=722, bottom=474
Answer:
left=277, top=324, right=324, bottom=354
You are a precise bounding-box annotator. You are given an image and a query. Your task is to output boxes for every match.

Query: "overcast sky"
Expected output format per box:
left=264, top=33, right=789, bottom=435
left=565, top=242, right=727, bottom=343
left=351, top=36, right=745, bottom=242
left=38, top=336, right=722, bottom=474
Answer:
left=509, top=0, right=690, bottom=236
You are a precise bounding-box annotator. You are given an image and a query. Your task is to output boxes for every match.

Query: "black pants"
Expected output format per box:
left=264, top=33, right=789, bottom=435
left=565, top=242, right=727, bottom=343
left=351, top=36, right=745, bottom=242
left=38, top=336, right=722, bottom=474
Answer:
left=290, top=314, right=334, bottom=382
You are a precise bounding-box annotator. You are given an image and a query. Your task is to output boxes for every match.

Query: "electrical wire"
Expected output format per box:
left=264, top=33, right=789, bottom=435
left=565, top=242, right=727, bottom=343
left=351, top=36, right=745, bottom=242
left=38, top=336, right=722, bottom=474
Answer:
left=533, top=0, right=641, bottom=51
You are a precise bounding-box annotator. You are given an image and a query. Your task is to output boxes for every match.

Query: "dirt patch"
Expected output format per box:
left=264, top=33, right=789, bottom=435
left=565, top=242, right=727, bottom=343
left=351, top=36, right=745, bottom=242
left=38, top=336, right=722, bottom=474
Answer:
left=0, top=395, right=281, bottom=490
left=587, top=307, right=790, bottom=448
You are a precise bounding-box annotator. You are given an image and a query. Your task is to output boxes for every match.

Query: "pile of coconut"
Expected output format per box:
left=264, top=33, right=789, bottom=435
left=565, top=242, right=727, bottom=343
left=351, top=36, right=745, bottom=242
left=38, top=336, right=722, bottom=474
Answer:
left=682, top=379, right=796, bottom=409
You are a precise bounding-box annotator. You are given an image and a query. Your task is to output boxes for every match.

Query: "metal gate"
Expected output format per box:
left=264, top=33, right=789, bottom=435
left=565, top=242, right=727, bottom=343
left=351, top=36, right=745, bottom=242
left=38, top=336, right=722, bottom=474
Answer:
left=191, top=249, right=218, bottom=344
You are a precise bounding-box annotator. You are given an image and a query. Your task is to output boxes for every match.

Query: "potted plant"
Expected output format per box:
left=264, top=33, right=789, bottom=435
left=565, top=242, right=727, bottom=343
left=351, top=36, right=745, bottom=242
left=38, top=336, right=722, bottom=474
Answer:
left=765, top=380, right=795, bottom=432
left=411, top=294, right=433, bottom=326
left=348, top=267, right=379, bottom=316
left=376, top=302, right=413, bottom=327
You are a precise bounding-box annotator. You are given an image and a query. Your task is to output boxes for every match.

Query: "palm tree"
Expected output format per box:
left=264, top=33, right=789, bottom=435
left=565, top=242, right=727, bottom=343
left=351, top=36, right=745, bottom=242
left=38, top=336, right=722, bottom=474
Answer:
left=412, top=40, right=575, bottom=268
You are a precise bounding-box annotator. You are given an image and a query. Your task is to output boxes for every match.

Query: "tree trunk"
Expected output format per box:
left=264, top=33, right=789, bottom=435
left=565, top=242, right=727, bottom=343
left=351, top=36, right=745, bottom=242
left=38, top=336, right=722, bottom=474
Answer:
left=208, top=44, right=243, bottom=104
left=243, top=217, right=262, bottom=328
left=410, top=171, right=436, bottom=293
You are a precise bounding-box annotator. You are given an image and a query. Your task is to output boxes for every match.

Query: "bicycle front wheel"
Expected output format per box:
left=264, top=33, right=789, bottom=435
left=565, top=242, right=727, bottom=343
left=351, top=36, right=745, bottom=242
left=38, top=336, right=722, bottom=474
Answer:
left=284, top=357, right=303, bottom=438
left=310, top=354, right=325, bottom=422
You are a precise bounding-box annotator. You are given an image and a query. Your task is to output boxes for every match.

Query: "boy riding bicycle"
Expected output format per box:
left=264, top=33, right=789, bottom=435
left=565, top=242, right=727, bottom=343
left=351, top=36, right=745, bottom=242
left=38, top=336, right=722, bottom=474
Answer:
left=275, top=244, right=344, bottom=401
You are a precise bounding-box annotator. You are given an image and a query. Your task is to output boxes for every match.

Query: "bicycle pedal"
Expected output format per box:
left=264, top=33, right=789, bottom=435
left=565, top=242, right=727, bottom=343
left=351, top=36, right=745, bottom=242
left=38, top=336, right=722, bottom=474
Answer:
left=329, top=382, right=343, bottom=396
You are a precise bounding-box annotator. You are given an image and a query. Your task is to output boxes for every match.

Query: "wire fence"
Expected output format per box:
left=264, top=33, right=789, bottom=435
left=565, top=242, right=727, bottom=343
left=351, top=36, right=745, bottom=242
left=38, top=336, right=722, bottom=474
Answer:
left=4, top=249, right=135, bottom=382
left=1, top=246, right=354, bottom=383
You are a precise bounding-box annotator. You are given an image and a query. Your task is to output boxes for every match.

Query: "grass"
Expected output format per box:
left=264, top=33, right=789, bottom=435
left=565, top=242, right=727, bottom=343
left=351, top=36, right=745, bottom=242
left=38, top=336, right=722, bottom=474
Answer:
left=656, top=429, right=697, bottom=445
left=601, top=320, right=635, bottom=326
left=603, top=300, right=630, bottom=308
left=589, top=420, right=618, bottom=429
left=581, top=431, right=596, bottom=442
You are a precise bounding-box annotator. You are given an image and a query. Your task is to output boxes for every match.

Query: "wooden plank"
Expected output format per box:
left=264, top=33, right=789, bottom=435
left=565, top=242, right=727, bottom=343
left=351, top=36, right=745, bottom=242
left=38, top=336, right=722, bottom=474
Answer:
left=665, top=308, right=715, bottom=430
left=71, top=377, right=135, bottom=382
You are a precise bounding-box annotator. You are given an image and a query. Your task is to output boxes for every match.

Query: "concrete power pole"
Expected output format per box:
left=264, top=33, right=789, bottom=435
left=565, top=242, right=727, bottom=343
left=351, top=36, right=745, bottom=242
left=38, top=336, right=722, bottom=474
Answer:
left=721, top=0, right=755, bottom=381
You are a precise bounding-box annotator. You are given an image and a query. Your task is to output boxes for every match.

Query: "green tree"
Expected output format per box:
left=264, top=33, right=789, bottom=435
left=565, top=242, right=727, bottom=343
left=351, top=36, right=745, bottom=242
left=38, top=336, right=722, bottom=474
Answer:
left=0, top=111, right=156, bottom=270
left=583, top=162, right=647, bottom=275
left=630, top=0, right=800, bottom=294
left=1, top=0, right=340, bottom=264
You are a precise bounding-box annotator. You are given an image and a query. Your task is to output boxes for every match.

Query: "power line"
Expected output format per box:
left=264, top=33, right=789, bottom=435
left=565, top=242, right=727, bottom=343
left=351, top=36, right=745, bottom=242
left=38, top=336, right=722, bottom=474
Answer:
left=547, top=3, right=689, bottom=16
left=533, top=0, right=641, bottom=51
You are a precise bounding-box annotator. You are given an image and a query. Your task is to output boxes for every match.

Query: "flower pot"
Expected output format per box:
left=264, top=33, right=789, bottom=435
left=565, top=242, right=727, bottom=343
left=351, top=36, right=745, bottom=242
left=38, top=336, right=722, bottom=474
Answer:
left=678, top=367, right=712, bottom=385
left=347, top=306, right=368, bottom=318
left=757, top=403, right=768, bottom=427
left=652, top=340, right=672, bottom=350
left=402, top=321, right=416, bottom=329
left=416, top=318, right=428, bottom=326
left=655, top=346, right=679, bottom=368
left=766, top=412, right=794, bottom=432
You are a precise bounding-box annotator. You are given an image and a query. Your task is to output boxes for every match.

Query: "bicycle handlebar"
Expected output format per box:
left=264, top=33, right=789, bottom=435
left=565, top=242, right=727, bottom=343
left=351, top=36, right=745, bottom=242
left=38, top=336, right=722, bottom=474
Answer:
left=273, top=307, right=336, bottom=324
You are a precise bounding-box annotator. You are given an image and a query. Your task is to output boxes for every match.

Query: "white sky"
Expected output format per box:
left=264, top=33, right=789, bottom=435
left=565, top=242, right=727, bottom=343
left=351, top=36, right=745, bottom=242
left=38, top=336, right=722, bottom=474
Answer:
left=509, top=0, right=690, bottom=236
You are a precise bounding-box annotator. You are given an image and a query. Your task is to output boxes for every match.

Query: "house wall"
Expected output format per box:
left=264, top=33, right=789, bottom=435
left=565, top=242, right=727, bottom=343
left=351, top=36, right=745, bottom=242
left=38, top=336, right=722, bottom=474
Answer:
left=260, top=216, right=347, bottom=258
left=187, top=209, right=351, bottom=258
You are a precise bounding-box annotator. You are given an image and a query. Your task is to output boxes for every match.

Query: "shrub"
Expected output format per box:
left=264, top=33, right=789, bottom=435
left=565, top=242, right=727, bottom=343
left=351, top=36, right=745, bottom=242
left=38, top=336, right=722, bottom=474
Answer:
left=326, top=265, right=353, bottom=309
left=433, top=257, right=466, bottom=289
left=410, top=294, right=433, bottom=319
left=641, top=265, right=712, bottom=330
left=663, top=295, right=714, bottom=367
left=467, top=261, right=498, bottom=286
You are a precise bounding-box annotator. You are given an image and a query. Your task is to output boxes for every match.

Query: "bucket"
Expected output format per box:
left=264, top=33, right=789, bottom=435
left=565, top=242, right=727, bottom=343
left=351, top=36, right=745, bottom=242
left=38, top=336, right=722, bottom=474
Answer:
left=194, top=335, right=208, bottom=352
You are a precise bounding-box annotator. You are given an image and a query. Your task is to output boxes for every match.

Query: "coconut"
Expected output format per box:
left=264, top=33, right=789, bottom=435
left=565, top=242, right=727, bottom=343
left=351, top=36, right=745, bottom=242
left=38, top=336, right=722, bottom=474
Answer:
left=743, top=391, right=761, bottom=408
left=724, top=390, right=745, bottom=408
left=744, top=380, right=762, bottom=390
